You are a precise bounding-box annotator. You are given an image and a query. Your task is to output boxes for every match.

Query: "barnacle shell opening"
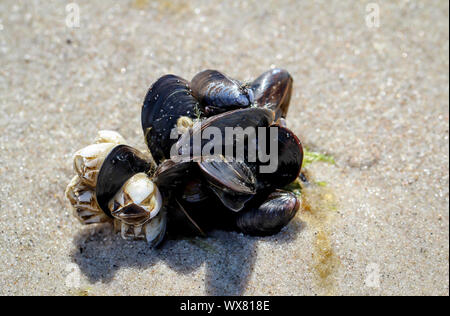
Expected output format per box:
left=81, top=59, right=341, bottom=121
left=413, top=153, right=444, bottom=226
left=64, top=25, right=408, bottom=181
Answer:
left=116, top=210, right=167, bottom=246
left=108, top=173, right=163, bottom=226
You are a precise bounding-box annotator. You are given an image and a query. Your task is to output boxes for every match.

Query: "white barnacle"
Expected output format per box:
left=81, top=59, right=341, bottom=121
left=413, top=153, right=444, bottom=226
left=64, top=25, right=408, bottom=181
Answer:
left=73, top=130, right=127, bottom=188
left=116, top=211, right=167, bottom=246
left=67, top=130, right=166, bottom=246
left=67, top=130, right=128, bottom=224
left=177, top=116, right=194, bottom=135
left=108, top=173, right=166, bottom=246
left=73, top=142, right=116, bottom=188
left=65, top=176, right=109, bottom=224
left=108, top=173, right=162, bottom=225
left=94, top=130, right=126, bottom=145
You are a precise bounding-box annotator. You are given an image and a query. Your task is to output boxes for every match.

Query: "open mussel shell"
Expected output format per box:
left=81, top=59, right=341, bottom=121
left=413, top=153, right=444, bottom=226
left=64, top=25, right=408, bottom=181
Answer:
left=166, top=198, right=208, bottom=237
left=95, top=145, right=152, bottom=218
left=199, top=157, right=257, bottom=212
left=154, top=159, right=239, bottom=235
left=142, top=75, right=199, bottom=164
left=251, top=68, right=293, bottom=120
left=190, top=70, right=254, bottom=116
left=250, top=125, right=303, bottom=191
left=175, top=108, right=303, bottom=212
left=180, top=177, right=210, bottom=203
left=166, top=176, right=238, bottom=237
left=236, top=190, right=300, bottom=236
left=180, top=107, right=300, bottom=192
left=197, top=107, right=275, bottom=131
left=153, top=160, right=207, bottom=236
left=174, top=107, right=275, bottom=211
left=154, top=159, right=196, bottom=191
left=176, top=107, right=275, bottom=159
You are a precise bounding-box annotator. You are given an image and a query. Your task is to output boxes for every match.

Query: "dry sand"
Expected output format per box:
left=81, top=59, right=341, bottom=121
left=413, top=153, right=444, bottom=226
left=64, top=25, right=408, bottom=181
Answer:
left=0, top=0, right=448, bottom=296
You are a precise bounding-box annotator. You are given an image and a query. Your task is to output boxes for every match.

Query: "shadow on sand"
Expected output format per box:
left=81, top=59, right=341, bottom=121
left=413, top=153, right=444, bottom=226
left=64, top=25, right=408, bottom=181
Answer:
left=71, top=220, right=304, bottom=295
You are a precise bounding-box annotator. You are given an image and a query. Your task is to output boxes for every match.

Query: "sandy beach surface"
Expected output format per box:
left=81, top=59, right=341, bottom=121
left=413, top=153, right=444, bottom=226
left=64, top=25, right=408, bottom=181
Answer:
left=0, top=0, right=448, bottom=296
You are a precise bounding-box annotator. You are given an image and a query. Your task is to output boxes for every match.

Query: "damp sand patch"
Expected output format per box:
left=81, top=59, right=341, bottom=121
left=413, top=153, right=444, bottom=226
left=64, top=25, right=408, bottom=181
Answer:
left=286, top=149, right=340, bottom=295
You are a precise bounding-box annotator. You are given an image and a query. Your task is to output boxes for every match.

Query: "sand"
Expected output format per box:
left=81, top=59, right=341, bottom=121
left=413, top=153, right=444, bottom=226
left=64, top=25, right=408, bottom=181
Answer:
left=0, top=0, right=448, bottom=296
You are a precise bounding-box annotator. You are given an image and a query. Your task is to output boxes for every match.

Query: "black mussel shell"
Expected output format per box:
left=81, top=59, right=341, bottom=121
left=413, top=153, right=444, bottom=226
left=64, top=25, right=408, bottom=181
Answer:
left=154, top=158, right=241, bottom=234
left=191, top=70, right=254, bottom=116
left=142, top=75, right=199, bottom=164
left=96, top=145, right=152, bottom=218
left=165, top=199, right=207, bottom=237
left=176, top=107, right=275, bottom=159
left=251, top=68, right=293, bottom=120
left=199, top=157, right=257, bottom=212
left=175, top=108, right=274, bottom=212
left=154, top=161, right=206, bottom=236
left=197, top=107, right=274, bottom=133
left=184, top=109, right=301, bottom=192
left=174, top=107, right=302, bottom=212
left=250, top=125, right=303, bottom=191
left=167, top=177, right=236, bottom=237
left=154, top=159, right=195, bottom=191
left=180, top=177, right=210, bottom=203
left=236, top=190, right=300, bottom=236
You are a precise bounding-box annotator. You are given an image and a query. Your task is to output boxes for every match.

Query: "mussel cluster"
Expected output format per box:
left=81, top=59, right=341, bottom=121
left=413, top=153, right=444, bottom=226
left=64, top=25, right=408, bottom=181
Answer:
left=66, top=69, right=303, bottom=246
